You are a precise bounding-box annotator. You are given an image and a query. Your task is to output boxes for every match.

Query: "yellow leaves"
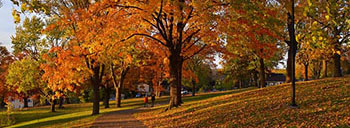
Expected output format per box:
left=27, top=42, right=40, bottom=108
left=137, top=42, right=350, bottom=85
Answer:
left=20, top=3, right=27, bottom=12
left=163, top=58, right=169, bottom=65
left=88, top=47, right=93, bottom=54
left=318, top=37, right=323, bottom=41
left=135, top=76, right=350, bottom=128
left=312, top=36, right=317, bottom=42
left=336, top=51, right=341, bottom=55
left=12, top=9, right=20, bottom=24
left=325, top=15, right=330, bottom=21
left=296, top=34, right=301, bottom=42
left=331, top=49, right=341, bottom=55
left=126, top=54, right=133, bottom=64
left=307, top=0, right=312, bottom=6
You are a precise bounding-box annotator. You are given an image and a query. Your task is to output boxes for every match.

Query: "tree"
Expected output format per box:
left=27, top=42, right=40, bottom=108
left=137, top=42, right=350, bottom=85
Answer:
left=306, top=0, right=350, bottom=77
left=11, top=0, right=223, bottom=111
left=41, top=47, right=90, bottom=111
left=121, top=0, right=225, bottom=110
left=271, top=0, right=307, bottom=83
left=0, top=44, right=13, bottom=108
left=11, top=16, right=46, bottom=60
left=183, top=55, right=207, bottom=96
left=224, top=0, right=283, bottom=88
left=6, top=58, right=44, bottom=108
left=108, top=47, right=139, bottom=108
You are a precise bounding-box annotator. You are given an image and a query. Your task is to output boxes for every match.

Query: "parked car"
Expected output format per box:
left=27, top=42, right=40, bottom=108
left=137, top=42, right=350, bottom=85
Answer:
left=135, top=93, right=142, bottom=98
left=181, top=90, right=189, bottom=95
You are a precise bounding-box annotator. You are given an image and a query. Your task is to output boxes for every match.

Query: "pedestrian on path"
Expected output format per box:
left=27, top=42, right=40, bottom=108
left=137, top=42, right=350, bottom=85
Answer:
left=151, top=93, right=155, bottom=107
left=144, top=94, right=148, bottom=107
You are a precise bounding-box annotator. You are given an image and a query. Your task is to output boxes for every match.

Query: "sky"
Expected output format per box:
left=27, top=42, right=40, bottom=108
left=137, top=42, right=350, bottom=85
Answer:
left=0, top=0, right=16, bottom=52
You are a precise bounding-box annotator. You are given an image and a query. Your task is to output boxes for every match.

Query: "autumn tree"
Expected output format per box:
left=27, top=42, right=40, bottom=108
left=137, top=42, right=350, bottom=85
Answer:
left=117, top=0, right=226, bottom=109
left=224, top=0, right=283, bottom=88
left=108, top=44, right=141, bottom=108
left=182, top=55, right=211, bottom=96
left=11, top=16, right=46, bottom=60
left=306, top=0, right=350, bottom=77
left=6, top=57, right=44, bottom=108
left=11, top=0, right=106, bottom=115
left=0, top=44, right=13, bottom=108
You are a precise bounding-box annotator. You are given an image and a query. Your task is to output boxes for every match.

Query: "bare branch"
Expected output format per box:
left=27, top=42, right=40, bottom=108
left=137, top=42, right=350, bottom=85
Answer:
left=183, top=44, right=207, bottom=60
left=122, top=33, right=166, bottom=46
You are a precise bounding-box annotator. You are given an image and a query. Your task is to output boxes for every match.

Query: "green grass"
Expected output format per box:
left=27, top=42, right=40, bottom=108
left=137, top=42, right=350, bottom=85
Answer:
left=0, top=88, right=257, bottom=128
left=7, top=76, right=348, bottom=128
left=134, top=76, right=350, bottom=128
left=1, top=97, right=158, bottom=128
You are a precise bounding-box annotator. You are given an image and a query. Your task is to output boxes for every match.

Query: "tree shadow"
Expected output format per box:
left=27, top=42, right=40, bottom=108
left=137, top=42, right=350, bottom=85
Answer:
left=13, top=114, right=92, bottom=128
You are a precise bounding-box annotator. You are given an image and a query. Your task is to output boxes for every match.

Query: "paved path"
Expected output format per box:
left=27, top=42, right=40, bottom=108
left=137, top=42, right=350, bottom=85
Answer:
left=91, top=108, right=146, bottom=128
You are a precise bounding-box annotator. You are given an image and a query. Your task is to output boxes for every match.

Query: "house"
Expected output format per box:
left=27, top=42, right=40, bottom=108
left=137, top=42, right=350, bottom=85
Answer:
left=137, top=83, right=151, bottom=93
left=266, top=73, right=286, bottom=86
left=6, top=97, right=34, bottom=109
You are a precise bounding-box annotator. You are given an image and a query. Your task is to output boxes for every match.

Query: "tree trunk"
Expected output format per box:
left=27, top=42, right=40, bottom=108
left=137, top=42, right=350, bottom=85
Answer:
left=322, top=60, right=328, bottom=78
left=104, top=86, right=110, bottom=108
left=65, top=98, right=70, bottom=104
left=58, top=97, right=64, bottom=109
left=51, top=99, right=56, bottom=112
left=259, top=57, right=266, bottom=88
left=23, top=97, right=28, bottom=108
left=239, top=80, right=243, bottom=89
left=91, top=65, right=104, bottom=115
left=304, top=63, right=308, bottom=81
left=116, top=68, right=129, bottom=108
left=115, top=87, right=121, bottom=108
left=167, top=53, right=183, bottom=110
left=192, top=80, right=195, bottom=96
left=286, top=47, right=293, bottom=83
left=253, top=70, right=259, bottom=87
left=333, top=52, right=342, bottom=77
left=177, top=62, right=183, bottom=104
left=92, top=80, right=100, bottom=115
left=0, top=97, right=5, bottom=108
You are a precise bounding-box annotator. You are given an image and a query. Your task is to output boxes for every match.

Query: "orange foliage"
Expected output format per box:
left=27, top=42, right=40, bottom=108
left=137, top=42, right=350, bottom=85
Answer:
left=41, top=47, right=91, bottom=94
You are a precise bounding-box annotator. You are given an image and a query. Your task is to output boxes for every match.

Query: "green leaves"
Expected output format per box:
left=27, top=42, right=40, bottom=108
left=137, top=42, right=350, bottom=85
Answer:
left=6, top=57, right=43, bottom=95
left=11, top=16, right=46, bottom=56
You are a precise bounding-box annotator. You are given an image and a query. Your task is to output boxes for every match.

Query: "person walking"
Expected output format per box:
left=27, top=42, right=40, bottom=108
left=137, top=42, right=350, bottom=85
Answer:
left=151, top=93, right=156, bottom=107
left=144, top=94, right=148, bottom=107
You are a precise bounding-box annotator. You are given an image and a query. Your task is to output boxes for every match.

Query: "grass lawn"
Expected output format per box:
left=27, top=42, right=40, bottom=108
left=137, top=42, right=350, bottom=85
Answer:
left=134, top=76, right=350, bottom=128
left=0, top=88, right=252, bottom=128
left=1, top=96, right=164, bottom=128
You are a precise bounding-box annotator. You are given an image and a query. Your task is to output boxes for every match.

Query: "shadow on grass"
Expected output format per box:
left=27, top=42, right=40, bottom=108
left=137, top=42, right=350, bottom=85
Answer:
left=12, top=114, right=92, bottom=128
left=137, top=87, right=256, bottom=115
left=183, top=87, right=255, bottom=103
left=11, top=111, right=66, bottom=125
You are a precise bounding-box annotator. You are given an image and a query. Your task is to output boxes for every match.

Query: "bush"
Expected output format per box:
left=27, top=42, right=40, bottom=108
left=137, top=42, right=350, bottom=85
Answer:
left=0, top=103, right=15, bottom=127
left=198, top=88, right=205, bottom=93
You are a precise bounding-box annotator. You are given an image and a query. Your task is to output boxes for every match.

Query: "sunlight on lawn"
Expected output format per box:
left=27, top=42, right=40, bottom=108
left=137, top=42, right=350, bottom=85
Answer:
left=134, top=76, right=350, bottom=128
left=4, top=99, right=145, bottom=128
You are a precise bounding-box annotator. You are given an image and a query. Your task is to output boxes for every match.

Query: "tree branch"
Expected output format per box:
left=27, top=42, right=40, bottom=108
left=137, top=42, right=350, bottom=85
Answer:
left=183, top=44, right=207, bottom=60
left=183, top=37, right=201, bottom=52
left=122, top=33, right=166, bottom=46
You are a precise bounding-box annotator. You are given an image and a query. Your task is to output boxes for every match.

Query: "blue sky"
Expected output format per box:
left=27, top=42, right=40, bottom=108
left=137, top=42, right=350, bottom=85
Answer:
left=0, top=0, right=16, bottom=52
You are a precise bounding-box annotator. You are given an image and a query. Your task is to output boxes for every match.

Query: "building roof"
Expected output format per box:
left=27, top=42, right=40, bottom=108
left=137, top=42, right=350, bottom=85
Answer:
left=266, top=73, right=286, bottom=82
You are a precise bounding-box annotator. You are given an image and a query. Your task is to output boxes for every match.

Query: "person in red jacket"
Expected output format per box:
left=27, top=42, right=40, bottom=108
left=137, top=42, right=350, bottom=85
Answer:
left=144, top=94, right=148, bottom=107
